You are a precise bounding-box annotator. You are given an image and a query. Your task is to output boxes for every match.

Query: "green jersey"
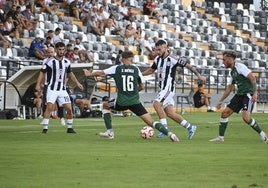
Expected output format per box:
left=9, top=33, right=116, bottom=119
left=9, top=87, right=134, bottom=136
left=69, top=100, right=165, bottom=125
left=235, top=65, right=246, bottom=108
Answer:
left=230, top=62, right=253, bottom=95
left=104, top=64, right=144, bottom=106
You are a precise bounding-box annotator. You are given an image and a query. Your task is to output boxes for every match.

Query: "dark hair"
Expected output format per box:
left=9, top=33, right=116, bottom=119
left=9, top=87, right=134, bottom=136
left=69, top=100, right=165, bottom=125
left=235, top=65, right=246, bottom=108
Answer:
left=102, top=96, right=109, bottom=102
left=55, top=42, right=65, bottom=48
left=121, top=51, right=134, bottom=58
left=223, top=50, right=236, bottom=59
left=55, top=27, right=61, bottom=32
left=198, top=83, right=203, bottom=88
left=155, top=39, right=168, bottom=47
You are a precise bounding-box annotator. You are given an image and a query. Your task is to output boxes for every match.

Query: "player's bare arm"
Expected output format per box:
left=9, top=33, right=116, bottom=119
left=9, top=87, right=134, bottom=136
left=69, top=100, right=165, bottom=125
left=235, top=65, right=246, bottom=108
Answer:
left=68, top=72, right=84, bottom=90
left=142, top=67, right=155, bottom=76
left=83, top=69, right=105, bottom=77
left=138, top=83, right=144, bottom=91
left=216, top=84, right=235, bottom=109
left=247, top=72, right=257, bottom=102
left=36, top=72, right=45, bottom=92
left=185, top=64, right=206, bottom=83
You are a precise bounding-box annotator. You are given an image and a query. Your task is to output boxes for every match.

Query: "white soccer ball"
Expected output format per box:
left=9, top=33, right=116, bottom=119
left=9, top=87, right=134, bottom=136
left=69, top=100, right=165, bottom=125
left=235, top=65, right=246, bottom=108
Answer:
left=140, top=126, right=154, bottom=139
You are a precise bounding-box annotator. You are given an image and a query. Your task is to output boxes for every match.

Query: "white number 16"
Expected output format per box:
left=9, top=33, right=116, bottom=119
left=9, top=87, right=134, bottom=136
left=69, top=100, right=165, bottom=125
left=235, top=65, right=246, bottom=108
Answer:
left=122, top=75, right=134, bottom=91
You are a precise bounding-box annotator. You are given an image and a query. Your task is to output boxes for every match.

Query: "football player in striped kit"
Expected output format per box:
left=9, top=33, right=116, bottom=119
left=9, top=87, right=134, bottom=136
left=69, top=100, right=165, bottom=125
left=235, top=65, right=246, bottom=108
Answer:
left=36, top=42, right=83, bottom=134
left=142, top=39, right=206, bottom=140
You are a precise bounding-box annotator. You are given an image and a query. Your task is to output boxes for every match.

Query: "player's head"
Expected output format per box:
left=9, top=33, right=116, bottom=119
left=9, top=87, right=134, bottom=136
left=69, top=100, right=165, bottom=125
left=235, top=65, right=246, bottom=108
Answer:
left=102, top=96, right=109, bottom=102
left=46, top=46, right=55, bottom=57
left=55, top=42, right=66, bottom=57
left=155, top=39, right=169, bottom=58
left=198, top=83, right=203, bottom=88
left=222, top=50, right=236, bottom=68
left=121, top=51, right=134, bottom=65
left=223, top=50, right=236, bottom=59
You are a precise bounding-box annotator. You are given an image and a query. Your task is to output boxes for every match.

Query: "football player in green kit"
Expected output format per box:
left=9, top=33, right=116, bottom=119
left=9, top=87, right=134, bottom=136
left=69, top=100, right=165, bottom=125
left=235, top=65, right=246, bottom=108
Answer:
left=83, top=51, right=179, bottom=142
left=210, top=50, right=268, bottom=142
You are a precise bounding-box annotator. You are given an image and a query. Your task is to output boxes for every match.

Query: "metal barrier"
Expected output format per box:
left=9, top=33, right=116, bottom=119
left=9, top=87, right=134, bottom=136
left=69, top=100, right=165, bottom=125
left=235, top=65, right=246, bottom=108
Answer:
left=0, top=58, right=42, bottom=80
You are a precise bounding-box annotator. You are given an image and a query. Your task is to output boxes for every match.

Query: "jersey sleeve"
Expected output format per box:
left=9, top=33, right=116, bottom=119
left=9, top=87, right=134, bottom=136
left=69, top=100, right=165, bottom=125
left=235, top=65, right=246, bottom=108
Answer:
left=229, top=77, right=234, bottom=85
left=169, top=54, right=187, bottom=67
left=67, top=65, right=72, bottom=73
left=236, top=63, right=251, bottom=77
left=151, top=61, right=157, bottom=70
left=176, top=57, right=187, bottom=67
left=41, top=61, right=49, bottom=73
left=103, top=65, right=118, bottom=75
left=138, top=67, right=145, bottom=84
left=64, top=58, right=72, bottom=73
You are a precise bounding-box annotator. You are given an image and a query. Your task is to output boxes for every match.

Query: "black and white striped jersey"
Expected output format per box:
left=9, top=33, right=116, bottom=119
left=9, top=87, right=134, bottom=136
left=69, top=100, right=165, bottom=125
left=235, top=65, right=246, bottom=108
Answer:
left=41, top=57, right=72, bottom=91
left=151, top=54, right=187, bottom=92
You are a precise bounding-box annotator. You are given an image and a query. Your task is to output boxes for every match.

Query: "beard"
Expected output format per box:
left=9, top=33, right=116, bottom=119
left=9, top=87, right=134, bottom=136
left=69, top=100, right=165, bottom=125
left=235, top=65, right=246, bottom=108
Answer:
left=58, top=52, right=65, bottom=57
left=224, top=63, right=231, bottom=68
left=158, top=51, right=166, bottom=58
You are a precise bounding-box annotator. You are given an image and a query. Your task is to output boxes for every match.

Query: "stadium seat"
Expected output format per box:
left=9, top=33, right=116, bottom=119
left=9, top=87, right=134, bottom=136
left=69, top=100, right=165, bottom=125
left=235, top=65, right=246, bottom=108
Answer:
left=0, top=66, right=7, bottom=80
left=93, top=52, right=99, bottom=62
left=39, top=21, right=45, bottom=30
left=242, top=23, right=249, bottom=31
left=218, top=7, right=225, bottom=15
left=23, top=30, right=29, bottom=38
left=72, top=25, right=78, bottom=32
left=11, top=48, right=18, bottom=57
left=248, top=23, right=255, bottom=31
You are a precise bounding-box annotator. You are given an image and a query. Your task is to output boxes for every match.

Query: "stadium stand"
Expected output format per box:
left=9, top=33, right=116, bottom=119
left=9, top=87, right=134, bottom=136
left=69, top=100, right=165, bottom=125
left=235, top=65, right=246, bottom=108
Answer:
left=0, top=0, right=268, bottom=116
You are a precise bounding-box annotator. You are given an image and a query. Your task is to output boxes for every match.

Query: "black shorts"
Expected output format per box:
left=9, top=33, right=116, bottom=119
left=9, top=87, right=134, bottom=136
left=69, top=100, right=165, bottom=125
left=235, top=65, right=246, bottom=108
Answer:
left=194, top=101, right=204, bottom=108
left=108, top=99, right=148, bottom=116
left=227, top=94, right=254, bottom=113
left=24, top=98, right=35, bottom=107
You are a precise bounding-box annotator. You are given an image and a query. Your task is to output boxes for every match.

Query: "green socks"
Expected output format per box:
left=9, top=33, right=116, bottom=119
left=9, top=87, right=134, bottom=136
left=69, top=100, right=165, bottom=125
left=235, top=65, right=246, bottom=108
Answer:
left=154, top=122, right=169, bottom=135
left=219, top=118, right=228, bottom=137
left=219, top=118, right=262, bottom=137
left=248, top=118, right=262, bottom=134
left=103, top=113, right=112, bottom=130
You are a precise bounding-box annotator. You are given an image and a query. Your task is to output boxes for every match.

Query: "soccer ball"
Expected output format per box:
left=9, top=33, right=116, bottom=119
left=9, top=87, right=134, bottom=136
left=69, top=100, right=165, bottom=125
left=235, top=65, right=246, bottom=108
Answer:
left=140, top=126, right=154, bottom=139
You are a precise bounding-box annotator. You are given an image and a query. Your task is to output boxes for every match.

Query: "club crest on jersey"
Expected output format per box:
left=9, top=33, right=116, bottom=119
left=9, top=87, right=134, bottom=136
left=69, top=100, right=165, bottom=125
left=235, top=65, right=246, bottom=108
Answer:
left=232, top=71, right=237, bottom=78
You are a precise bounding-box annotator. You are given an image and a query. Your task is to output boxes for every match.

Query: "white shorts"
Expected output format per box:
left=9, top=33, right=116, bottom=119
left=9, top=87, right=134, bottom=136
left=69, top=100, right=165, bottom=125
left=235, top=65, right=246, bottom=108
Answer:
left=154, top=90, right=175, bottom=109
left=46, top=89, right=71, bottom=106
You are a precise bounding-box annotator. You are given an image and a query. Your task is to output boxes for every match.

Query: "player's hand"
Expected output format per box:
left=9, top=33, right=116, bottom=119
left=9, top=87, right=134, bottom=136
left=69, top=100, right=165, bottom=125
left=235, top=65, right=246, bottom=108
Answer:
left=216, top=101, right=222, bottom=109
left=35, top=85, right=41, bottom=92
left=251, top=92, right=257, bottom=102
left=199, top=76, right=206, bottom=83
left=83, top=69, right=92, bottom=77
left=77, top=83, right=84, bottom=90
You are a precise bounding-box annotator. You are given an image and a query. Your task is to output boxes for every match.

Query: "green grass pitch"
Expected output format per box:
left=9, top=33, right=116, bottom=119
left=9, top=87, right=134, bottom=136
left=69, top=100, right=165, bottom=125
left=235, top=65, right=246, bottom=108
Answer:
left=0, top=112, right=267, bottom=188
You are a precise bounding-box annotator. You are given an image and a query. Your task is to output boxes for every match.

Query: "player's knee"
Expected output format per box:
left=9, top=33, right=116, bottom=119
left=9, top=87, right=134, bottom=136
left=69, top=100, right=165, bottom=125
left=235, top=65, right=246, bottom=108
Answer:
left=221, top=111, right=229, bottom=118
